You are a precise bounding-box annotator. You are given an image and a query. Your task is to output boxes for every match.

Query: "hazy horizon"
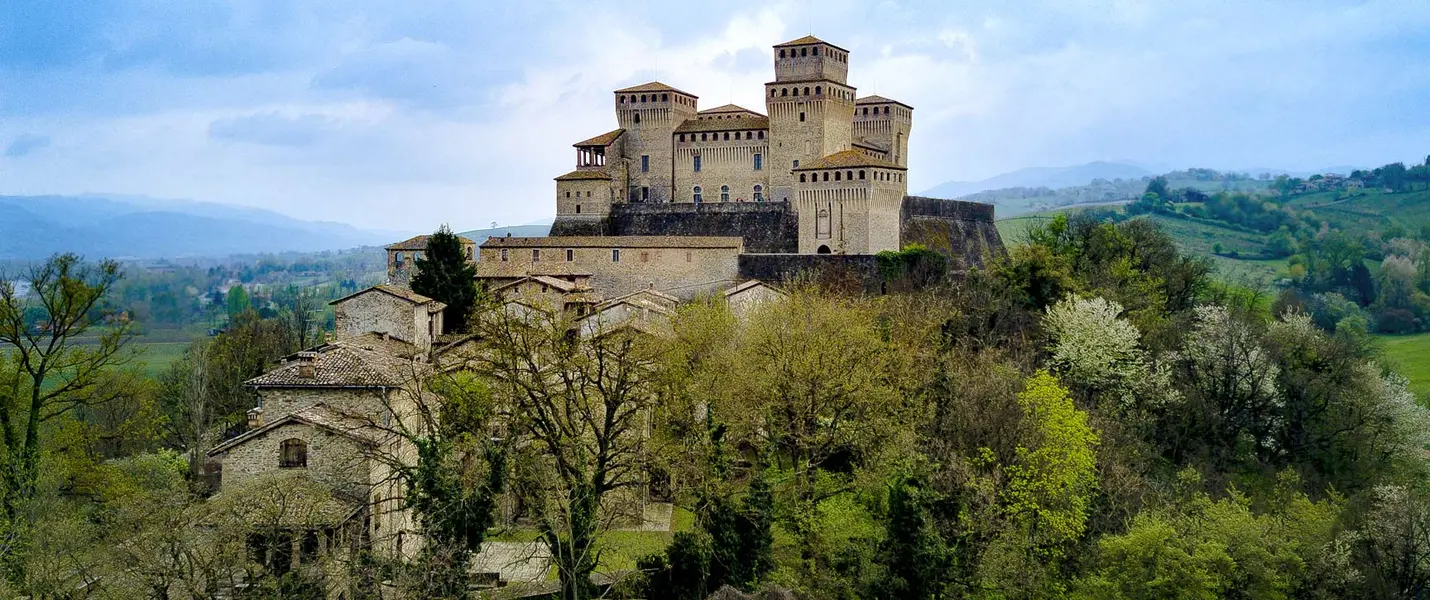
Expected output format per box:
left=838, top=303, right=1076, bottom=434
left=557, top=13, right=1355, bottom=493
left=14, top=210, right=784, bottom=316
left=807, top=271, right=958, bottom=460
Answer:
left=2, top=1, right=1427, bottom=232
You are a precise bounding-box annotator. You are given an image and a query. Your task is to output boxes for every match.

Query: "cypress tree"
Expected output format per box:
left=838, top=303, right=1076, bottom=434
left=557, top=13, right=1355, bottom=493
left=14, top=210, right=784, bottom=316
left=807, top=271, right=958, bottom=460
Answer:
left=410, top=225, right=480, bottom=333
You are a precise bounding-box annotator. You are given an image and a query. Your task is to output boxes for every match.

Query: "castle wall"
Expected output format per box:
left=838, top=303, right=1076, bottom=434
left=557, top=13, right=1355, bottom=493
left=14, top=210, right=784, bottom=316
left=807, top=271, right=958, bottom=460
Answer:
left=477, top=238, right=743, bottom=300
left=556, top=177, right=617, bottom=218
left=673, top=133, right=770, bottom=204
left=737, top=253, right=884, bottom=294
left=899, top=196, right=1006, bottom=269
left=609, top=202, right=797, bottom=253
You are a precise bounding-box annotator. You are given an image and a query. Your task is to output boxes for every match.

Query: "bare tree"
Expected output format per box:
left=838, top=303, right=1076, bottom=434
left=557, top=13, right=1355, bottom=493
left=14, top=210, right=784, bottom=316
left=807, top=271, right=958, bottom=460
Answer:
left=468, top=306, right=658, bottom=600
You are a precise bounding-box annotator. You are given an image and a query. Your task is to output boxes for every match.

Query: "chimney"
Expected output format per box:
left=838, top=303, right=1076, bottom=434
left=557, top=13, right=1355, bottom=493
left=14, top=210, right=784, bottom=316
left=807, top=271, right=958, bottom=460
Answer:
left=247, top=407, right=264, bottom=428
left=295, top=351, right=318, bottom=378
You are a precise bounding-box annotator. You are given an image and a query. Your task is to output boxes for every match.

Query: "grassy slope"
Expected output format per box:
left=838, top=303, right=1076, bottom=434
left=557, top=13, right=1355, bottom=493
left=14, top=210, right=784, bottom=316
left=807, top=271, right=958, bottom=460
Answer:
left=1378, top=333, right=1430, bottom=407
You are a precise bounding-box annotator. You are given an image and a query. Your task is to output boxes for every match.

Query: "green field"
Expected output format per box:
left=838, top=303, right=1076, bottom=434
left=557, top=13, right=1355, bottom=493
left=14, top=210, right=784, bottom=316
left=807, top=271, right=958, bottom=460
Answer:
left=1379, top=333, right=1430, bottom=407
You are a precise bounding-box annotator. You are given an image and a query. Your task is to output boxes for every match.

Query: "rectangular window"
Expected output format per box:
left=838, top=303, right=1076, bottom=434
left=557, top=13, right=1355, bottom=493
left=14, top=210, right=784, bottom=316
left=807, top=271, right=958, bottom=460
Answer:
left=641, top=155, right=649, bottom=172
left=753, top=153, right=762, bottom=171
left=640, top=251, right=649, bottom=263
left=693, top=155, right=701, bottom=172
left=566, top=249, right=574, bottom=262
left=532, top=249, right=540, bottom=262
left=500, top=249, right=508, bottom=262
left=612, top=249, right=620, bottom=262
left=642, top=186, right=649, bottom=201
left=685, top=251, right=692, bottom=263
left=793, top=160, right=799, bottom=169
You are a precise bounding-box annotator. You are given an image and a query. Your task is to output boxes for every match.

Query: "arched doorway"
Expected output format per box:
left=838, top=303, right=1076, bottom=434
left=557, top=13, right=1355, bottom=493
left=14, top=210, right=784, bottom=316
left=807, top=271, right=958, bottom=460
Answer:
left=816, top=245, right=832, bottom=254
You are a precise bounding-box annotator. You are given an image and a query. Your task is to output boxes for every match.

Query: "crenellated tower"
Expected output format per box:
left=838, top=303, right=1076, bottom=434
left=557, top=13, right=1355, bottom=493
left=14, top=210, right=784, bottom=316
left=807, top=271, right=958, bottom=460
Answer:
left=765, top=36, right=858, bottom=203
left=853, top=96, right=913, bottom=167
left=614, top=83, right=699, bottom=203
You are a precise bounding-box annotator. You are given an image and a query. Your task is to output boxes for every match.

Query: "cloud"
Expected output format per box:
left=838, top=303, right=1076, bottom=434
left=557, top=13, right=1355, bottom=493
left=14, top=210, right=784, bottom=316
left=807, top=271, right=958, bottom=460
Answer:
left=1, top=0, right=1429, bottom=232
left=4, top=134, right=51, bottom=158
left=208, top=112, right=345, bottom=147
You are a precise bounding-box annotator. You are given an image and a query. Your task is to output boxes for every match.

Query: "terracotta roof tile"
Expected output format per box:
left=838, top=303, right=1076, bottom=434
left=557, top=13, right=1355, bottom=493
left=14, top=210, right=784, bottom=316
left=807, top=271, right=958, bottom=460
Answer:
left=852, top=138, right=888, bottom=152
left=613, top=81, right=696, bottom=97
left=209, top=403, right=389, bottom=455
left=386, top=234, right=476, bottom=251
left=329, top=284, right=442, bottom=310
left=675, top=116, right=770, bottom=133
left=856, top=95, right=914, bottom=109
left=774, top=35, right=849, bottom=52
left=481, top=236, right=744, bottom=249
left=573, top=129, right=625, bottom=147
left=698, top=104, right=762, bottom=116
left=793, top=149, right=905, bottom=171
left=245, top=343, right=421, bottom=388
left=555, top=170, right=613, bottom=181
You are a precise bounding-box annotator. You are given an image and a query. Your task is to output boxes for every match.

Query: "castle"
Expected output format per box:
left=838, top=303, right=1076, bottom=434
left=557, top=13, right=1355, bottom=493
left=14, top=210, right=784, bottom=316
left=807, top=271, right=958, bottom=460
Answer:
left=473, top=35, right=1004, bottom=301
left=209, top=35, right=1005, bottom=592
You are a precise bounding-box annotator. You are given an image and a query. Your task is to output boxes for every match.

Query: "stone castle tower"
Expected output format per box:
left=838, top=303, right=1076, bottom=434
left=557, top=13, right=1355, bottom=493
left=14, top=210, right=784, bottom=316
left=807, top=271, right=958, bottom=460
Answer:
left=550, top=35, right=920, bottom=256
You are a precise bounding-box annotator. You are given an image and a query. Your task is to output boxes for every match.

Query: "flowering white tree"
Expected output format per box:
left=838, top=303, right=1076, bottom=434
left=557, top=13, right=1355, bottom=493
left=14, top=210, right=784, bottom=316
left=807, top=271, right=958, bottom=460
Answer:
left=1042, top=295, right=1149, bottom=399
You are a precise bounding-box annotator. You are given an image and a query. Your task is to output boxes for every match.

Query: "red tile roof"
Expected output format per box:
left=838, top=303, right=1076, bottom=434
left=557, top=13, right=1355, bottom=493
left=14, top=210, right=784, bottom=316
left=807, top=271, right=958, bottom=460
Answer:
left=573, top=129, right=625, bottom=147
left=555, top=170, right=613, bottom=181
left=675, top=116, right=770, bottom=133
left=775, top=35, right=849, bottom=52
left=793, top=149, right=905, bottom=171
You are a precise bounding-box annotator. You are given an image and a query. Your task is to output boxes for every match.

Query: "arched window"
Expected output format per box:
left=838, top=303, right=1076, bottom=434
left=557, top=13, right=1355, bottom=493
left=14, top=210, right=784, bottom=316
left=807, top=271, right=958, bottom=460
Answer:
left=823, top=172, right=830, bottom=182
left=859, top=170, right=865, bottom=179
left=723, top=132, right=729, bottom=140
left=679, top=134, right=685, bottom=142
left=817, top=208, right=831, bottom=239
left=720, top=185, right=730, bottom=202
left=803, top=87, right=810, bottom=96
left=847, top=171, right=853, bottom=180
left=781, top=88, right=788, bottom=97
left=800, top=48, right=807, bottom=57
left=619, top=96, right=625, bottom=104
left=812, top=47, right=819, bottom=56
left=661, top=93, right=668, bottom=101
left=700, top=133, right=706, bottom=141
left=863, top=107, right=869, bottom=116
left=758, top=131, right=764, bottom=139
left=634, top=113, right=640, bottom=124
left=799, top=174, right=806, bottom=183
left=815, top=86, right=821, bottom=95
left=754, top=185, right=764, bottom=202
left=835, top=171, right=841, bottom=181
left=779, top=49, right=786, bottom=58
left=280, top=439, right=307, bottom=468
left=693, top=186, right=703, bottom=203
left=771, top=89, right=777, bottom=98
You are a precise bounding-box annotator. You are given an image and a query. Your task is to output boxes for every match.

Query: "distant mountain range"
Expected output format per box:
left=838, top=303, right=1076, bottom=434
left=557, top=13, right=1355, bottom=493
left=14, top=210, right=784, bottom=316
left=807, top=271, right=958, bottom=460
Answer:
left=0, top=195, right=403, bottom=260
left=923, top=161, right=1155, bottom=200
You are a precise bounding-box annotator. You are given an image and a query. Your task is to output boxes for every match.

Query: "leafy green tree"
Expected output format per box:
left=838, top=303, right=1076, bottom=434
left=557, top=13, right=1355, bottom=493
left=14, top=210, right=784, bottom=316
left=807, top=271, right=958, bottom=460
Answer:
left=410, top=225, right=480, bottom=334
left=879, top=477, right=949, bottom=600
left=1144, top=176, right=1170, bottom=201
left=1001, top=371, right=1100, bottom=559
left=224, top=285, right=251, bottom=321
left=0, top=254, right=133, bottom=585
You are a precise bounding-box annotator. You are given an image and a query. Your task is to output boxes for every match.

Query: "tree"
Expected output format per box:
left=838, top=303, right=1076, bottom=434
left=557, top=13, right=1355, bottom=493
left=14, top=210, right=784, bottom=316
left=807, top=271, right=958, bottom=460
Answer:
left=224, top=285, right=251, bottom=321
left=879, top=477, right=949, bottom=600
left=410, top=225, right=480, bottom=334
left=1144, top=176, right=1170, bottom=201
left=470, top=306, right=658, bottom=600
left=0, top=254, right=134, bottom=585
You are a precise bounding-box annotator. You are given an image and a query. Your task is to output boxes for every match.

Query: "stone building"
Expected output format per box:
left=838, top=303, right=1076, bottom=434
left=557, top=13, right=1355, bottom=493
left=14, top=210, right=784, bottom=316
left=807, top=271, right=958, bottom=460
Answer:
left=385, top=233, right=476, bottom=286
left=329, top=284, right=446, bottom=352
left=476, top=235, right=744, bottom=300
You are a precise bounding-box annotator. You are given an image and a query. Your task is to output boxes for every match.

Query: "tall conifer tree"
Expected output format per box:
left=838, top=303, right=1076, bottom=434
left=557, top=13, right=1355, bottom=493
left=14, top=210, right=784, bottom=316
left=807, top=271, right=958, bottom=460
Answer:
left=410, top=225, right=479, bottom=334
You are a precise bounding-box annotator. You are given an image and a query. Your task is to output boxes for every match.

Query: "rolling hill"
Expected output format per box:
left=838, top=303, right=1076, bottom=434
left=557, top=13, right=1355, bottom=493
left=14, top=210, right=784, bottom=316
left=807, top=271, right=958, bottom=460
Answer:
left=0, top=195, right=402, bottom=260
left=923, top=161, right=1154, bottom=200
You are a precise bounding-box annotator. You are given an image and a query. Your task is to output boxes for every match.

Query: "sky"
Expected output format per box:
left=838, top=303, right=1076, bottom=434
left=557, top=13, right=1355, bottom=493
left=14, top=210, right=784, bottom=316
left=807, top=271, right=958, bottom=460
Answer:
left=1, top=0, right=1428, bottom=233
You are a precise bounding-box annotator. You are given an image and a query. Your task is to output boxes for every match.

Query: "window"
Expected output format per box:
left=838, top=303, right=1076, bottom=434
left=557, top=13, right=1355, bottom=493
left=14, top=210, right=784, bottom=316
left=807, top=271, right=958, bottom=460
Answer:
left=641, top=155, right=649, bottom=172
left=823, top=172, right=830, bottom=182
left=859, top=170, right=866, bottom=179
left=640, top=94, right=647, bottom=102
left=793, top=159, right=799, bottom=169
left=835, top=171, right=841, bottom=181
left=701, top=133, right=707, bottom=141
left=754, top=185, right=764, bottom=202
left=799, top=174, right=806, bottom=183
left=800, top=48, right=807, bottom=57
left=634, top=113, right=640, bottom=123
left=685, top=251, right=692, bottom=262
left=612, top=249, right=620, bottom=262
left=394, top=251, right=404, bottom=265
left=641, top=186, right=649, bottom=201
left=566, top=249, right=574, bottom=262
left=576, top=204, right=581, bottom=214
left=679, top=134, right=685, bottom=142
left=781, top=88, right=787, bottom=97
left=693, top=155, right=701, bottom=172
left=565, top=191, right=571, bottom=197
left=724, top=132, right=730, bottom=141
left=693, top=186, right=703, bottom=203
left=661, top=93, right=668, bottom=101
left=803, top=87, right=810, bottom=96
left=863, top=107, right=869, bottom=116
left=753, top=153, right=762, bottom=171
left=799, top=112, right=805, bottom=122
left=847, top=171, right=853, bottom=180
left=500, top=248, right=508, bottom=262
left=812, top=47, right=819, bottom=56
left=640, top=251, right=649, bottom=263
left=532, top=249, right=540, bottom=262
left=817, top=208, right=831, bottom=239
left=720, top=185, right=730, bottom=202
left=585, top=190, right=591, bottom=197
left=758, top=131, right=764, bottom=139
left=779, top=49, right=786, bottom=58
left=815, top=86, right=821, bottom=95
left=280, top=439, right=307, bottom=468
left=746, top=131, right=752, bottom=140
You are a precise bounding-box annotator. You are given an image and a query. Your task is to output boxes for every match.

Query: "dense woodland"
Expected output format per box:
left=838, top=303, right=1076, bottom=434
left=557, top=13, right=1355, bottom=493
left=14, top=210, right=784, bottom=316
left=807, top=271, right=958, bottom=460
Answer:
left=0, top=212, right=1428, bottom=600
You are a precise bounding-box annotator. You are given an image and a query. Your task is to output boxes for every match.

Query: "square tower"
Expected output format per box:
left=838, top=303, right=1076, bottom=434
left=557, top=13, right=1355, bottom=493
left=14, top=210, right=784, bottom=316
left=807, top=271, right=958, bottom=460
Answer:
left=614, top=83, right=699, bottom=204
left=792, top=150, right=908, bottom=255
left=765, top=36, right=857, bottom=203
left=853, top=96, right=913, bottom=168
